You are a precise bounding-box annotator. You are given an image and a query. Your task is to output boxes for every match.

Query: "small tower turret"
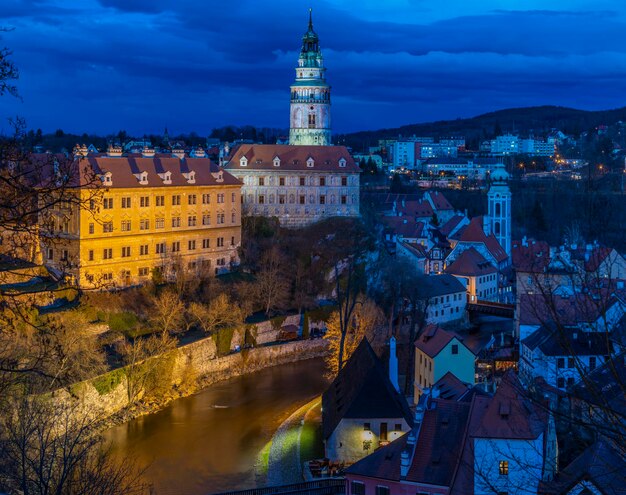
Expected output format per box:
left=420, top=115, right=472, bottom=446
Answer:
left=488, top=161, right=512, bottom=258
left=289, top=9, right=331, bottom=146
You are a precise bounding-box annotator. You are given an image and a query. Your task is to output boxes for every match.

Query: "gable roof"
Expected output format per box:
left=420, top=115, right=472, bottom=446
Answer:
left=538, top=441, right=626, bottom=495
left=522, top=323, right=614, bottom=357
left=451, top=216, right=507, bottom=263
left=433, top=372, right=471, bottom=401
left=424, top=191, right=455, bottom=211
left=347, top=376, right=548, bottom=492
left=225, top=144, right=360, bottom=172
left=322, top=339, right=413, bottom=440
left=518, top=292, right=621, bottom=327
left=415, top=325, right=474, bottom=359
left=440, top=215, right=468, bottom=237
left=445, top=247, right=497, bottom=277
left=512, top=239, right=551, bottom=273
left=471, top=372, right=546, bottom=440
left=346, top=399, right=472, bottom=488
left=416, top=274, right=467, bottom=299
left=84, top=154, right=241, bottom=188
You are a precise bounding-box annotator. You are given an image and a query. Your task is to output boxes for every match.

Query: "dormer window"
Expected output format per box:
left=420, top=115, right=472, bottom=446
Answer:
left=212, top=170, right=224, bottom=183
left=134, top=171, right=149, bottom=184
left=339, top=157, right=347, bottom=168
left=183, top=171, right=196, bottom=184
left=306, top=157, right=315, bottom=168
left=273, top=156, right=281, bottom=167
left=101, top=172, right=113, bottom=186
left=240, top=156, right=248, bottom=167
left=158, top=171, right=172, bottom=184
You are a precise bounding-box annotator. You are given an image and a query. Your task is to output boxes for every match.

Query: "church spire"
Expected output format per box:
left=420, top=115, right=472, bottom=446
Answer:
left=308, top=7, right=313, bottom=30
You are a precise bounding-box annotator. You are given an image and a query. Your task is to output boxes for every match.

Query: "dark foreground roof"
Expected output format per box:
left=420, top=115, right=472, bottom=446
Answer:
left=322, top=339, right=413, bottom=440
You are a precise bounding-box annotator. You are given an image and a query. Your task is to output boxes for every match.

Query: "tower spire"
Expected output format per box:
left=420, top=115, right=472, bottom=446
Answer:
left=308, top=7, right=313, bottom=30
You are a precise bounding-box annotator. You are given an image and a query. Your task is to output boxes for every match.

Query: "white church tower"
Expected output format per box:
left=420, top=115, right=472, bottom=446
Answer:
left=488, top=161, right=512, bottom=257
left=289, top=9, right=331, bottom=146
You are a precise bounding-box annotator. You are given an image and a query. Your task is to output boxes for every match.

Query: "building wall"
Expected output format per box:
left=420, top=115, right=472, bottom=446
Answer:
left=520, top=346, right=608, bottom=390
left=414, top=338, right=475, bottom=402
left=326, top=417, right=410, bottom=464
left=230, top=169, right=360, bottom=228
left=42, top=184, right=241, bottom=288
left=425, top=291, right=466, bottom=325
left=473, top=435, right=544, bottom=495
left=346, top=474, right=448, bottom=495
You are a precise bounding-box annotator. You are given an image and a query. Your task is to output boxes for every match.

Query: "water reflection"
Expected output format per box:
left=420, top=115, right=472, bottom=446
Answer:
left=104, top=358, right=328, bottom=495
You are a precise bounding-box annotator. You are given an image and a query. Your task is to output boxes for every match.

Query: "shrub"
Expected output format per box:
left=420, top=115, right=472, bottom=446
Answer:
left=92, top=368, right=125, bottom=396
left=214, top=326, right=236, bottom=356
left=108, top=311, right=139, bottom=333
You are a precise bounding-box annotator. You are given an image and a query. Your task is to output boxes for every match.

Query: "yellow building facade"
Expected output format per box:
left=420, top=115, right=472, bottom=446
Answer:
left=41, top=149, right=242, bottom=288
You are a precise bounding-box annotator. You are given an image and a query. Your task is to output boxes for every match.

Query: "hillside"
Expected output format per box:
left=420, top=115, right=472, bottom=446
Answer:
left=339, top=105, right=626, bottom=151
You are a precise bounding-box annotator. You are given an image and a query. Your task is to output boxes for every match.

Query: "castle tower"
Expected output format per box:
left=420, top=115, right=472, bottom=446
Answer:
left=289, top=9, right=331, bottom=146
left=488, top=161, right=512, bottom=257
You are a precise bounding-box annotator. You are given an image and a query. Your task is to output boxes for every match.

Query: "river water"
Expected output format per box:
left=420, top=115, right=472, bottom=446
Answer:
left=103, top=358, right=328, bottom=495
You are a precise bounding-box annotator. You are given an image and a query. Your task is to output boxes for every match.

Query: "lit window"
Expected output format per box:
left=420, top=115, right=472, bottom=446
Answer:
left=499, top=460, right=509, bottom=475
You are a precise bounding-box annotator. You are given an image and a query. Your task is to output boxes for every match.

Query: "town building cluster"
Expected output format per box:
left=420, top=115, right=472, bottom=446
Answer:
left=2, top=11, right=360, bottom=287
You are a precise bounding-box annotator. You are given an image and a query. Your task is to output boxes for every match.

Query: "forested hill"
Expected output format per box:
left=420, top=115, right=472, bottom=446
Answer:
left=338, top=105, right=626, bottom=150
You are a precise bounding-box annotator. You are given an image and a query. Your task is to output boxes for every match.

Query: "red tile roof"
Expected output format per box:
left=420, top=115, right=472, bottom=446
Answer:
left=224, top=144, right=360, bottom=172
left=512, top=239, right=551, bottom=273
left=397, top=199, right=434, bottom=218
left=471, top=373, right=546, bottom=440
left=383, top=217, right=426, bottom=239
left=518, top=292, right=620, bottom=327
left=82, top=154, right=241, bottom=188
left=425, top=190, right=454, bottom=211
left=584, top=247, right=613, bottom=273
left=451, top=216, right=507, bottom=263
left=415, top=325, right=472, bottom=358
left=440, top=215, right=467, bottom=237
left=445, top=247, right=497, bottom=277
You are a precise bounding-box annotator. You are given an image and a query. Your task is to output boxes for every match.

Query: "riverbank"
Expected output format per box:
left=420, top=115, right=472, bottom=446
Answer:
left=52, top=335, right=329, bottom=432
left=255, top=396, right=324, bottom=486
left=104, top=358, right=330, bottom=495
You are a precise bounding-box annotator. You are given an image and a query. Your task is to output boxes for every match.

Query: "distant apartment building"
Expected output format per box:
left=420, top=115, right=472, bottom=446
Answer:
left=520, top=138, right=556, bottom=156
left=423, top=157, right=500, bottom=179
left=490, top=134, right=519, bottom=155
left=41, top=146, right=242, bottom=288
left=392, top=141, right=417, bottom=169
left=224, top=144, right=360, bottom=228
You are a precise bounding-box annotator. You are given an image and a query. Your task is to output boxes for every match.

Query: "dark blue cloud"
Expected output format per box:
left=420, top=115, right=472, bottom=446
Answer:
left=1, top=0, right=626, bottom=135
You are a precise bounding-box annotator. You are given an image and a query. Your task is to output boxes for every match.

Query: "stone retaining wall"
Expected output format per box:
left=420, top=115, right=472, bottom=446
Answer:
left=53, top=335, right=329, bottom=422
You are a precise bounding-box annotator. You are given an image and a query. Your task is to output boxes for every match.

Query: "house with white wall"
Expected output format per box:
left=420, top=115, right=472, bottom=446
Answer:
left=414, top=324, right=476, bottom=401
left=322, top=339, right=413, bottom=464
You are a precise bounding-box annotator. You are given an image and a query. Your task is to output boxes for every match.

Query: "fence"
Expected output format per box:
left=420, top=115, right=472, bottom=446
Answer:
left=210, top=479, right=345, bottom=495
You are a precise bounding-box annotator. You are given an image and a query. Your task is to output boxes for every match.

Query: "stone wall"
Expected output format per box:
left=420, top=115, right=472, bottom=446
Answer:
left=53, top=335, right=329, bottom=422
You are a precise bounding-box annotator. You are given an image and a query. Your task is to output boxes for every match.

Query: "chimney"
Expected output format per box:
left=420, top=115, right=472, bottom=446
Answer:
left=400, top=450, right=410, bottom=478
left=389, top=336, right=400, bottom=393
left=415, top=405, right=425, bottom=424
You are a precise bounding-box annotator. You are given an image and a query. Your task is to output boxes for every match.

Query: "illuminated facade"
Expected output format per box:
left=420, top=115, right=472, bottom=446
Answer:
left=42, top=147, right=242, bottom=288
left=289, top=10, right=331, bottom=146
left=225, top=144, right=360, bottom=228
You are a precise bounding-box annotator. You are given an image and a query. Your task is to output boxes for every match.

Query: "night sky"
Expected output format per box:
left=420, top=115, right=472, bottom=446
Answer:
left=2, top=0, right=626, bottom=136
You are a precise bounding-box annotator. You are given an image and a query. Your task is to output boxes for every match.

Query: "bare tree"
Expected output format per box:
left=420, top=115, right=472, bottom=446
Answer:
left=324, top=297, right=385, bottom=377
left=188, top=293, right=243, bottom=334
left=118, top=332, right=176, bottom=405
left=149, top=289, right=185, bottom=335
left=254, top=245, right=290, bottom=316
left=0, top=397, right=150, bottom=494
